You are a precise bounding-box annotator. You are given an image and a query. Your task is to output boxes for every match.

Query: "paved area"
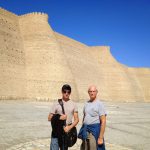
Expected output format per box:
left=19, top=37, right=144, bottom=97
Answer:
left=0, top=100, right=150, bottom=150
left=5, top=138, right=131, bottom=150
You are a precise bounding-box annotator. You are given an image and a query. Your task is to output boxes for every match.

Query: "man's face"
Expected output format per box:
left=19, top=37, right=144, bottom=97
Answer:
left=88, top=87, right=97, bottom=101
left=62, top=90, right=71, bottom=100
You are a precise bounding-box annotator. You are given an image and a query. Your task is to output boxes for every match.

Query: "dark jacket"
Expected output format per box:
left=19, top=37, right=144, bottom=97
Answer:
left=51, top=114, right=65, bottom=138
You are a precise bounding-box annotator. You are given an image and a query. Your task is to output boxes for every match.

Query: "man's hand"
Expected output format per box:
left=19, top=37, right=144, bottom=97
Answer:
left=59, top=114, right=67, bottom=120
left=98, top=137, right=103, bottom=145
left=63, top=125, right=71, bottom=133
left=48, top=114, right=53, bottom=121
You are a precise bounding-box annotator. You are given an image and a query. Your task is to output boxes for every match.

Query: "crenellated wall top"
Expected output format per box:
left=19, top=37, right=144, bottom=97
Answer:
left=19, top=12, right=48, bottom=19
left=0, top=7, right=48, bottom=20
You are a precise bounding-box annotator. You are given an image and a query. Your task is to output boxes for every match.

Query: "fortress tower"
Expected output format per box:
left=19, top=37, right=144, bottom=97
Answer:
left=0, top=8, right=150, bottom=102
left=19, top=12, right=78, bottom=100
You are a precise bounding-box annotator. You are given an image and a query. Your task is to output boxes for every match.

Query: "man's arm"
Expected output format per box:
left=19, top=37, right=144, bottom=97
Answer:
left=82, top=113, right=85, bottom=124
left=48, top=113, right=53, bottom=121
left=98, top=115, right=106, bottom=145
left=64, top=112, right=79, bottom=132
left=70, top=112, right=79, bottom=128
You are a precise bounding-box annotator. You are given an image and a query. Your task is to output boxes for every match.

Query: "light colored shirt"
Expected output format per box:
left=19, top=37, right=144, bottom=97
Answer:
left=83, top=99, right=107, bottom=125
left=50, top=99, right=78, bottom=124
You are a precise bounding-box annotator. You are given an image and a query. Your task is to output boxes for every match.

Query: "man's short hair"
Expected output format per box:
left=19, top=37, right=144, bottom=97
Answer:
left=62, top=84, right=71, bottom=92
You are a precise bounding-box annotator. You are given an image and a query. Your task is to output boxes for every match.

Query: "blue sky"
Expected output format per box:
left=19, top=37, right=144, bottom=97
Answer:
left=1, top=0, right=150, bottom=67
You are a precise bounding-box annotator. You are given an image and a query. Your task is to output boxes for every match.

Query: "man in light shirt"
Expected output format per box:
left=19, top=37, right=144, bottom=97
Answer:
left=48, top=84, right=79, bottom=150
left=78, top=85, right=107, bottom=150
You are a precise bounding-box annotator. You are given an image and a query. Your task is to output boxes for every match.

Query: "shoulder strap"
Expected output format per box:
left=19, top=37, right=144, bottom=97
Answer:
left=58, top=99, right=66, bottom=126
left=58, top=99, right=65, bottom=114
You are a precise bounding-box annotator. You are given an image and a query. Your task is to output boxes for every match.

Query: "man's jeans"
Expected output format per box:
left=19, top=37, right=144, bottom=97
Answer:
left=50, top=138, right=59, bottom=150
left=50, top=137, right=68, bottom=150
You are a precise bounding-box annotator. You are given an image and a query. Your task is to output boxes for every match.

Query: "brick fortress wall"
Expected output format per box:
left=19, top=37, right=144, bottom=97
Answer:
left=0, top=8, right=149, bottom=102
left=0, top=8, right=26, bottom=100
left=19, top=12, right=78, bottom=100
left=55, top=33, right=150, bottom=101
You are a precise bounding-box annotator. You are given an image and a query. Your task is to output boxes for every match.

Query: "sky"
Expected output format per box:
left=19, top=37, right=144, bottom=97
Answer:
left=0, top=0, right=150, bottom=67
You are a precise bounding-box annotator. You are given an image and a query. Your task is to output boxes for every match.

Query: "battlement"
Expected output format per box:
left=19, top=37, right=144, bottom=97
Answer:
left=0, top=7, right=48, bottom=21
left=19, top=12, right=48, bottom=20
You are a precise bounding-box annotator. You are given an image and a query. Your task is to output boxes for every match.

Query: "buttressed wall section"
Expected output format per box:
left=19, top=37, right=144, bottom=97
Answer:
left=0, top=8, right=150, bottom=102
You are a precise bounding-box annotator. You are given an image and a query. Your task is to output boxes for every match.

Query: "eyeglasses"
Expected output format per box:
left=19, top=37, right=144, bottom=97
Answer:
left=63, top=90, right=71, bottom=94
left=88, top=90, right=97, bottom=93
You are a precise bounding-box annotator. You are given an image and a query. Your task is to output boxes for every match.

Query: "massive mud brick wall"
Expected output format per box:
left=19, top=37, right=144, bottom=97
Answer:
left=0, top=8, right=26, bottom=99
left=19, top=12, right=78, bottom=100
left=0, top=8, right=150, bottom=102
